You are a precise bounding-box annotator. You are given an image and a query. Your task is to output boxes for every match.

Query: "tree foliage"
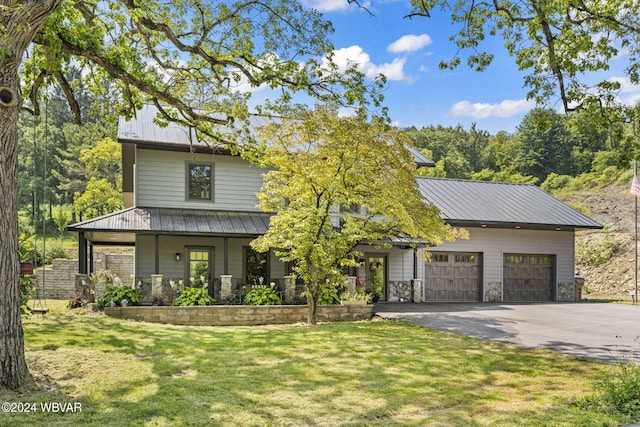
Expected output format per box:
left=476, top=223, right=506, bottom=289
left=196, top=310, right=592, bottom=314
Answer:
left=21, top=0, right=382, bottom=145
left=251, top=106, right=464, bottom=324
left=74, top=177, right=123, bottom=220
left=410, top=0, right=640, bottom=119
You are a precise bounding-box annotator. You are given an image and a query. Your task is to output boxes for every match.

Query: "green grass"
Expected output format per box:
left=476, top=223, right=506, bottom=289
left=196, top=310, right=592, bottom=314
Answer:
left=1, top=301, right=632, bottom=426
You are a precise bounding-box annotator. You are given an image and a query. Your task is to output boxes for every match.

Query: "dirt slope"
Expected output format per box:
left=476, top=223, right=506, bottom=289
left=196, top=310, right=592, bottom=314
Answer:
left=561, top=184, right=638, bottom=298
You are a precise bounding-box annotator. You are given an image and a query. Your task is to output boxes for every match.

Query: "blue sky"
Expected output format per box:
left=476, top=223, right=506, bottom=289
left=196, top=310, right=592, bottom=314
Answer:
left=299, top=0, right=640, bottom=134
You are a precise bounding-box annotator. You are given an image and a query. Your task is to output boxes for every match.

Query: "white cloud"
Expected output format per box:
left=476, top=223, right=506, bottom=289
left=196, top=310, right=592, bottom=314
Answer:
left=330, top=45, right=406, bottom=81
left=608, top=76, right=640, bottom=105
left=449, top=99, right=536, bottom=119
left=302, top=0, right=370, bottom=12
left=387, top=34, right=433, bottom=53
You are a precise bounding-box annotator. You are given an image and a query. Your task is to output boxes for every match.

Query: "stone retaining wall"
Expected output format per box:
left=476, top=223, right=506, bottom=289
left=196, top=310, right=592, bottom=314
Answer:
left=105, top=304, right=374, bottom=326
left=32, top=254, right=134, bottom=300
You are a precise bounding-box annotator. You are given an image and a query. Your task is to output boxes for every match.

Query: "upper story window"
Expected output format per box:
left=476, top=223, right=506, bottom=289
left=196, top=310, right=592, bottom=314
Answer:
left=187, top=162, right=213, bottom=201
left=340, top=203, right=361, bottom=214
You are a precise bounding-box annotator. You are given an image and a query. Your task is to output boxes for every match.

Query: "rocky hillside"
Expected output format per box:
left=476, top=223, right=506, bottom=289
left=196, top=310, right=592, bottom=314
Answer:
left=562, top=183, right=637, bottom=299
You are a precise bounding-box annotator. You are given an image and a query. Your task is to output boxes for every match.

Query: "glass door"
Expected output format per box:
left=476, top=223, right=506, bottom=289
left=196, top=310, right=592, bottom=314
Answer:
left=366, top=255, right=387, bottom=302
left=187, top=248, right=214, bottom=296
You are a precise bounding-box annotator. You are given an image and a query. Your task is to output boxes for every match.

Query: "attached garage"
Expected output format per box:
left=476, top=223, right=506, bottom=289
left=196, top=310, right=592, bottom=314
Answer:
left=424, top=252, right=482, bottom=302
left=415, top=178, right=603, bottom=303
left=503, top=254, right=554, bottom=302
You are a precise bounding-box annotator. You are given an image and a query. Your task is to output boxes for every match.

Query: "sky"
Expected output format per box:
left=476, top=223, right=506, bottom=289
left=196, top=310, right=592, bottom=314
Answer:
left=297, top=0, right=640, bottom=135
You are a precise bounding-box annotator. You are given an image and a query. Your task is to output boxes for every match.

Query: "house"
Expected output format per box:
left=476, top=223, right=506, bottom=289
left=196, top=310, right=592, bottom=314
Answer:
left=67, top=105, right=602, bottom=304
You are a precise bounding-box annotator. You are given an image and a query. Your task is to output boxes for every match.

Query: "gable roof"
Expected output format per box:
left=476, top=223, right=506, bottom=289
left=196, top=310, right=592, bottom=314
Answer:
left=417, top=177, right=602, bottom=230
left=117, top=104, right=435, bottom=166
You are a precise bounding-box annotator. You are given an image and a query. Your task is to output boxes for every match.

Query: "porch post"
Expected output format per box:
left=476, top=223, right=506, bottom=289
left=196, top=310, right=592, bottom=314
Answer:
left=78, top=232, right=88, bottom=274
left=223, top=237, right=229, bottom=275
left=89, top=243, right=94, bottom=274
left=154, top=234, right=160, bottom=274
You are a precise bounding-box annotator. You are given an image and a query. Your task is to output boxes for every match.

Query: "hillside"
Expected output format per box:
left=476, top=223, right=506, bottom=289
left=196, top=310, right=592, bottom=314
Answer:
left=561, top=183, right=638, bottom=299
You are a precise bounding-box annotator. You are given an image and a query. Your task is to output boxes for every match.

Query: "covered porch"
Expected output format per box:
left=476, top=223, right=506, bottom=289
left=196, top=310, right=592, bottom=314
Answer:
left=66, top=207, right=297, bottom=304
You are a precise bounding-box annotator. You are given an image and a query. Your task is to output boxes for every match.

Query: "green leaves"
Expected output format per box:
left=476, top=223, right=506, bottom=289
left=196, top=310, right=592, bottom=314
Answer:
left=20, top=0, right=382, bottom=151
left=412, top=0, right=640, bottom=117
left=252, top=106, right=464, bottom=322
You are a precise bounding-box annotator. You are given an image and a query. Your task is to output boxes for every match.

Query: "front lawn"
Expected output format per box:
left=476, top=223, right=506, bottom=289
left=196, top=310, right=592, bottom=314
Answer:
left=0, top=300, right=631, bottom=426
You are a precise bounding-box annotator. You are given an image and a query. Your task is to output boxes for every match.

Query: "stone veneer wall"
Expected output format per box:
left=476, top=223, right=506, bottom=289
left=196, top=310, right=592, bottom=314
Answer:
left=387, top=281, right=413, bottom=302
left=105, top=304, right=374, bottom=326
left=484, top=282, right=502, bottom=302
left=557, top=282, right=576, bottom=302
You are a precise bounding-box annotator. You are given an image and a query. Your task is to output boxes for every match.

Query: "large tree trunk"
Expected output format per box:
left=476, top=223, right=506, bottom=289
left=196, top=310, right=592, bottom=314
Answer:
left=0, top=0, right=62, bottom=390
left=0, top=96, right=30, bottom=389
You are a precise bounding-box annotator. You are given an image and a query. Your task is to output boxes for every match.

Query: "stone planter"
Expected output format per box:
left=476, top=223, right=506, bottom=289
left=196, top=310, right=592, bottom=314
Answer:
left=340, top=300, right=367, bottom=306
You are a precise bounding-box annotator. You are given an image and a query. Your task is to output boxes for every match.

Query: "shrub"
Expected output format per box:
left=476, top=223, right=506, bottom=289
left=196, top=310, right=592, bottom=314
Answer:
left=97, top=286, right=140, bottom=309
left=173, top=287, right=214, bottom=306
left=318, top=286, right=340, bottom=305
left=597, top=363, right=640, bottom=417
left=579, top=362, right=640, bottom=419
left=576, top=230, right=619, bottom=267
left=20, top=275, right=35, bottom=315
left=243, top=287, right=282, bottom=305
left=45, top=246, right=68, bottom=264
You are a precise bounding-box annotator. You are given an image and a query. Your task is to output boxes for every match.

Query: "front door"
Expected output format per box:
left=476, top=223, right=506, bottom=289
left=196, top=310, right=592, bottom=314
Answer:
left=186, top=247, right=214, bottom=296
left=366, top=255, right=387, bottom=301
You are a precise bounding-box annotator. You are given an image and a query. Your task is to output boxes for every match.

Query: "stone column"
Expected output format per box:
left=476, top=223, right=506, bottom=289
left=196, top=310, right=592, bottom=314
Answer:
left=484, top=282, right=502, bottom=302
left=151, top=274, right=163, bottom=305
left=220, top=275, right=233, bottom=302
left=411, top=279, right=422, bottom=303
left=284, top=275, right=296, bottom=303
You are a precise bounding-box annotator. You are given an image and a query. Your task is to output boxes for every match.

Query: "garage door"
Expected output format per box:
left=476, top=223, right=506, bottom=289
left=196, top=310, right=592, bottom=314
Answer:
left=424, top=252, right=482, bottom=302
left=503, top=254, right=554, bottom=302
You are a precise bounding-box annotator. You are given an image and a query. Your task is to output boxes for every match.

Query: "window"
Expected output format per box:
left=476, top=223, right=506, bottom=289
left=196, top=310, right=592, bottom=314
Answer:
left=340, top=203, right=361, bottom=214
left=187, top=162, right=213, bottom=201
left=530, top=256, right=549, bottom=265
left=505, top=255, right=524, bottom=264
left=244, top=247, right=268, bottom=286
left=431, top=254, right=449, bottom=263
left=455, top=254, right=476, bottom=263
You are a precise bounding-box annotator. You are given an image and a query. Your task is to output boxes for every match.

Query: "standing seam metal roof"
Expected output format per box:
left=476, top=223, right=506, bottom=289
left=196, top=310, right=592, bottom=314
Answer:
left=417, top=177, right=602, bottom=229
left=67, top=207, right=272, bottom=235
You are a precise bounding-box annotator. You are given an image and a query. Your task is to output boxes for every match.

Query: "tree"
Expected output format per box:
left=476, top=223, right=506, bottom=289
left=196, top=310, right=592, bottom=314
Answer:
left=251, top=106, right=464, bottom=324
left=78, top=137, right=121, bottom=188
left=513, top=108, right=573, bottom=182
left=1, top=0, right=379, bottom=390
left=74, top=178, right=122, bottom=220
left=410, top=1, right=640, bottom=118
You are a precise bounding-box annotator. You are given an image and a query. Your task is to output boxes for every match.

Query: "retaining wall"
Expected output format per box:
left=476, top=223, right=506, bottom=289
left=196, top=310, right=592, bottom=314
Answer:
left=105, top=304, right=374, bottom=326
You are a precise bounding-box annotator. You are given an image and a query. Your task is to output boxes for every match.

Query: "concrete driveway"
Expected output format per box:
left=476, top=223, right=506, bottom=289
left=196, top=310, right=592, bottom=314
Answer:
left=374, top=302, right=640, bottom=364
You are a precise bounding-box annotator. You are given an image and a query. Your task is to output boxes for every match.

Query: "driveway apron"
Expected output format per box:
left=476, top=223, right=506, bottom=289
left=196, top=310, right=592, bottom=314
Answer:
left=374, top=302, right=640, bottom=364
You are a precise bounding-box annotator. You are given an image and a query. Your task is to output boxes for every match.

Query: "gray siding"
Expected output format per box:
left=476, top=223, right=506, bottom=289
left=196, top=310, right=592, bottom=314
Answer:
left=419, top=227, right=575, bottom=292
left=136, top=149, right=265, bottom=211
left=135, top=235, right=286, bottom=282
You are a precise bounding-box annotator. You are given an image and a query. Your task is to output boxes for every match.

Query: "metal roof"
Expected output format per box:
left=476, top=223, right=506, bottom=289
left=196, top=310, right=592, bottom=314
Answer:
left=117, top=104, right=274, bottom=150
left=417, top=177, right=602, bottom=230
left=117, top=104, right=434, bottom=166
left=67, top=207, right=272, bottom=243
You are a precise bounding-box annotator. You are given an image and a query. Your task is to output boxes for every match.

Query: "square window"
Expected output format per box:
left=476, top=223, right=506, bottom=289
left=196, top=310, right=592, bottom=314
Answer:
left=187, top=163, right=213, bottom=201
